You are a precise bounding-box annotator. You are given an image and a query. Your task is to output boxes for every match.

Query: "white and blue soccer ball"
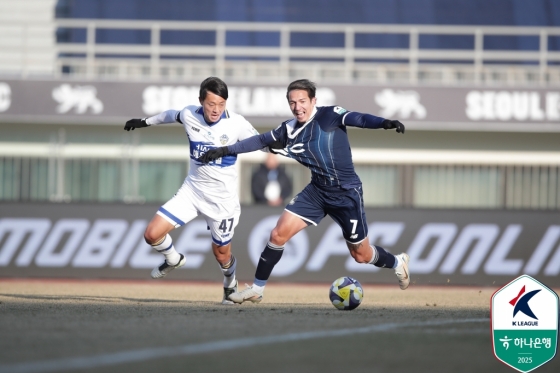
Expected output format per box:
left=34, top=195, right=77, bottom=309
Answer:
left=329, top=276, right=364, bottom=310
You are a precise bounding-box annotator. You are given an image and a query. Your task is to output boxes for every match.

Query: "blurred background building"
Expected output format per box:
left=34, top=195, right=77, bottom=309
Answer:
left=1, top=0, right=559, bottom=209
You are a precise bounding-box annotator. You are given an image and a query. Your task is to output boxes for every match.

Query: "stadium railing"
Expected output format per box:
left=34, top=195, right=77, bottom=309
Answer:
left=54, top=20, right=560, bottom=86
left=2, top=19, right=560, bottom=86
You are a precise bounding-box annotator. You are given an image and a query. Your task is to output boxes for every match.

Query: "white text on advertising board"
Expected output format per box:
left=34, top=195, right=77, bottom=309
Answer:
left=142, top=85, right=336, bottom=117
left=1, top=218, right=560, bottom=277
left=466, top=91, right=560, bottom=121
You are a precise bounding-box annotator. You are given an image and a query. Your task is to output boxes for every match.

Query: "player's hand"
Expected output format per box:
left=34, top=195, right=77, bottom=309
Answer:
left=197, top=147, right=228, bottom=163
left=124, top=118, right=149, bottom=131
left=267, top=139, right=284, bottom=152
left=382, top=119, right=405, bottom=134
left=269, top=139, right=284, bottom=149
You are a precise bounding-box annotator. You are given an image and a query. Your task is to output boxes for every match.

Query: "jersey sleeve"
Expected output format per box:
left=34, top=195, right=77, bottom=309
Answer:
left=342, top=111, right=386, bottom=129
left=270, top=121, right=289, bottom=147
left=145, top=110, right=180, bottom=126
left=318, top=106, right=348, bottom=130
left=238, top=117, right=260, bottom=141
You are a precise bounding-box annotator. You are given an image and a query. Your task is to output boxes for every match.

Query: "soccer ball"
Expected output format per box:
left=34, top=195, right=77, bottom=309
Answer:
left=329, top=276, right=364, bottom=310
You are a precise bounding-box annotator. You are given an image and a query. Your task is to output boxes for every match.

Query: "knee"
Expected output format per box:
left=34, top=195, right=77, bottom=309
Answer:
left=215, top=253, right=228, bottom=263
left=213, top=246, right=231, bottom=264
left=348, top=244, right=372, bottom=264
left=269, top=228, right=288, bottom=246
left=144, top=227, right=162, bottom=245
left=351, top=250, right=369, bottom=264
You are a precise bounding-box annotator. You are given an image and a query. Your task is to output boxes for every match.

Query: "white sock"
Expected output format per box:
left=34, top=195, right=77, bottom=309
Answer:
left=251, top=283, right=265, bottom=293
left=151, top=234, right=181, bottom=265
left=220, top=256, right=237, bottom=288
left=393, top=254, right=403, bottom=269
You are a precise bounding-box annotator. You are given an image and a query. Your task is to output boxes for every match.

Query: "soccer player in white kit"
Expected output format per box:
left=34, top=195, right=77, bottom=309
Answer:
left=124, top=77, right=259, bottom=304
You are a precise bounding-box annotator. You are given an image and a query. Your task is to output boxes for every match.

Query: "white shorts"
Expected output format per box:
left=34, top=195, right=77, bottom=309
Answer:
left=157, top=182, right=240, bottom=246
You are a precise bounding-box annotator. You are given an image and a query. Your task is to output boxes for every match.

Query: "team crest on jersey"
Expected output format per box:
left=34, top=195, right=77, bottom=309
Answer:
left=333, top=106, right=348, bottom=115
left=220, top=134, right=229, bottom=145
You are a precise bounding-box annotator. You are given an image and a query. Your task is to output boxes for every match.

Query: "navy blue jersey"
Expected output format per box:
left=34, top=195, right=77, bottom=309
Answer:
left=270, top=106, right=361, bottom=189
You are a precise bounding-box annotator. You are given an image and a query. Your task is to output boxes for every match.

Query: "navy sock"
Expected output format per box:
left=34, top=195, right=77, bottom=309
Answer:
left=371, top=245, right=396, bottom=268
left=255, top=242, right=284, bottom=281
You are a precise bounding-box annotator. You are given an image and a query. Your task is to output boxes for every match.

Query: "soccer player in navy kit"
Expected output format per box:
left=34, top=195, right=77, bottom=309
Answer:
left=199, top=79, right=410, bottom=304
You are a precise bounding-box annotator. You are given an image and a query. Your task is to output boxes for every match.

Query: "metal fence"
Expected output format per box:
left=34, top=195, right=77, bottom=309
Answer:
left=1, top=140, right=559, bottom=209
left=49, top=20, right=560, bottom=86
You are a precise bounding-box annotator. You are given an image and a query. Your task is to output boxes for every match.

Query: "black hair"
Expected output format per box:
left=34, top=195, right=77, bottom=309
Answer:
left=286, top=79, right=316, bottom=100
left=199, top=77, right=228, bottom=101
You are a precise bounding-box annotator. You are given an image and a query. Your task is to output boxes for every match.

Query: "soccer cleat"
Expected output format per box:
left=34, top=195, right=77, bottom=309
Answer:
left=222, top=280, right=238, bottom=305
left=394, top=253, right=410, bottom=290
left=151, top=254, right=186, bottom=279
left=227, top=284, right=263, bottom=304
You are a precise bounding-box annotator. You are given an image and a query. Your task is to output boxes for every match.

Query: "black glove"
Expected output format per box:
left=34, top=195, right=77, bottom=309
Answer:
left=382, top=119, right=405, bottom=134
left=267, top=139, right=285, bottom=152
left=197, top=147, right=229, bottom=164
left=124, top=118, right=149, bottom=131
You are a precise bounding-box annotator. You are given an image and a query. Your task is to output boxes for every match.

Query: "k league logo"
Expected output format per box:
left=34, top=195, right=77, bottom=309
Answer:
left=510, top=286, right=541, bottom=322
left=491, top=275, right=559, bottom=373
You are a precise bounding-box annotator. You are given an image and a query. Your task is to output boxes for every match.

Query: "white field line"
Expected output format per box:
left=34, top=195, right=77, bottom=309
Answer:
left=0, top=318, right=488, bottom=373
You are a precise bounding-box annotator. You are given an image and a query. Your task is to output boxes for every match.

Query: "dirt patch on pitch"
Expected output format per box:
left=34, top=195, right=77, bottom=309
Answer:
left=0, top=280, right=557, bottom=373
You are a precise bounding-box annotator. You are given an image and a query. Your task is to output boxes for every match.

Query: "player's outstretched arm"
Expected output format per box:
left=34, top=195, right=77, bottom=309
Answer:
left=124, top=110, right=181, bottom=131
left=197, top=132, right=282, bottom=164
left=344, top=112, right=405, bottom=134
left=124, top=118, right=148, bottom=131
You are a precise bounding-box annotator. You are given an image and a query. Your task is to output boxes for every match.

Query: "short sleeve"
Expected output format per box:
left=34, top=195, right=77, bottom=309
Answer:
left=238, top=117, right=260, bottom=141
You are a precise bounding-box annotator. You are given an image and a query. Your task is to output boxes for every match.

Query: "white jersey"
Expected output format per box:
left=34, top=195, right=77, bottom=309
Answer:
left=147, top=106, right=258, bottom=202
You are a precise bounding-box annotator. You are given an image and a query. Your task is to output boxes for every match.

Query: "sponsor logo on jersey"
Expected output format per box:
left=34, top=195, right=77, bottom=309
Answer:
left=190, top=126, right=200, bottom=132
left=220, top=134, right=229, bottom=145
left=333, top=106, right=348, bottom=115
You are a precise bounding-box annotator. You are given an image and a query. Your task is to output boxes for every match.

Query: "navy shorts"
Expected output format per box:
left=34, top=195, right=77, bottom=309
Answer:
left=285, top=183, right=369, bottom=243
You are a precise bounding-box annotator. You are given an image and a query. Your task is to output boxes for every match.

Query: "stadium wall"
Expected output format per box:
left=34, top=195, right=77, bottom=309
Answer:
left=1, top=202, right=559, bottom=287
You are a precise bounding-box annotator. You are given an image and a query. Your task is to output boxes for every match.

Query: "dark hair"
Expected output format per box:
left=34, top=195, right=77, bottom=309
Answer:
left=286, top=79, right=316, bottom=100
left=199, top=77, right=228, bottom=101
